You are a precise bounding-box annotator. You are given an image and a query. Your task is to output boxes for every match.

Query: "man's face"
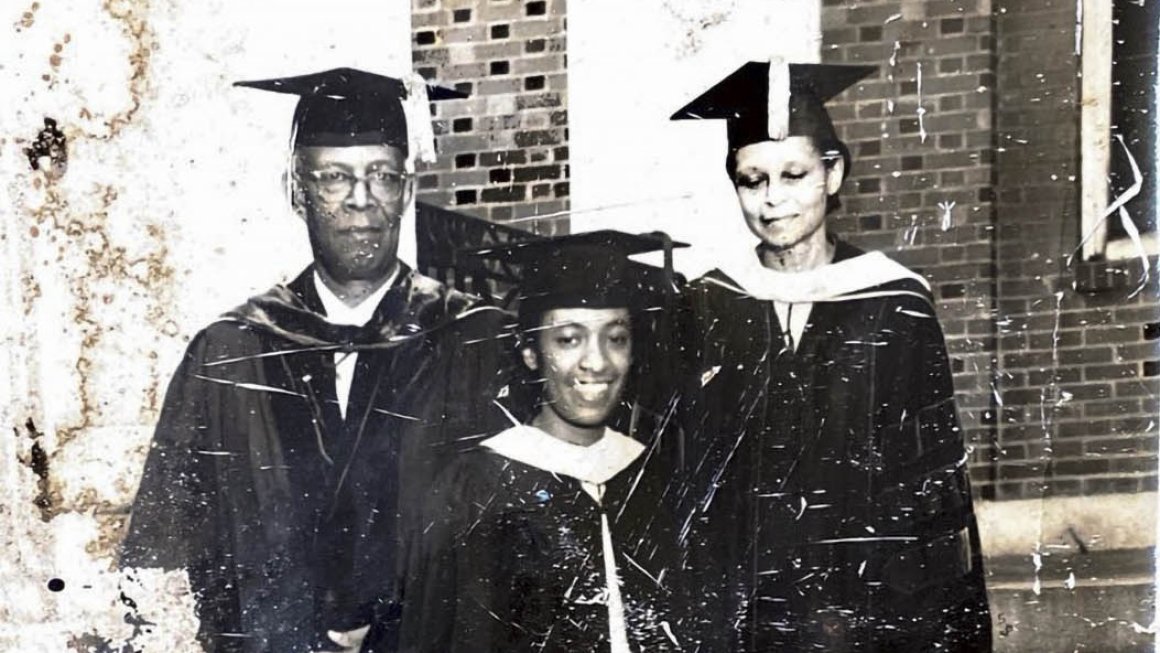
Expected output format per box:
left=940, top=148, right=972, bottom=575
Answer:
left=732, top=136, right=843, bottom=251
left=293, top=144, right=411, bottom=284
left=523, top=308, right=633, bottom=429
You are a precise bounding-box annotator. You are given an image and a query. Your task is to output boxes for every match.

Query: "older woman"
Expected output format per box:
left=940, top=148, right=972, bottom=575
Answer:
left=670, top=61, right=992, bottom=651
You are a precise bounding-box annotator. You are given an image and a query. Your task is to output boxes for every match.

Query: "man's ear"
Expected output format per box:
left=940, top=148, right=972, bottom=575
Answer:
left=402, top=173, right=415, bottom=210
left=285, top=170, right=308, bottom=222
left=825, top=157, right=845, bottom=197
left=520, top=345, right=539, bottom=372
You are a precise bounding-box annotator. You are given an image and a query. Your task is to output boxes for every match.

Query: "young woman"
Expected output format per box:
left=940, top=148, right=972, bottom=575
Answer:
left=398, top=231, right=689, bottom=652
left=670, top=62, right=992, bottom=652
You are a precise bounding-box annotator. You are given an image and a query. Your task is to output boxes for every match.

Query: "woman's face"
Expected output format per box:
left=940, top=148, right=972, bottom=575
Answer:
left=732, top=137, right=844, bottom=251
left=522, top=308, right=633, bottom=429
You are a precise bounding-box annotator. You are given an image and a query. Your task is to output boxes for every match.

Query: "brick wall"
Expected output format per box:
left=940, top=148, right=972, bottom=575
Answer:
left=820, top=0, right=1001, bottom=493
left=991, top=0, right=1159, bottom=499
left=409, top=0, right=1159, bottom=501
left=411, top=0, right=570, bottom=235
left=822, top=0, right=1160, bottom=501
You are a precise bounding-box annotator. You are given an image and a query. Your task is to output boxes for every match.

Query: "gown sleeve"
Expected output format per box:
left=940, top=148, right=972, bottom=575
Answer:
left=394, top=305, right=515, bottom=536
left=434, top=307, right=515, bottom=443
left=120, top=331, right=213, bottom=568
left=118, top=328, right=244, bottom=645
left=395, top=460, right=463, bottom=652
left=872, top=291, right=993, bottom=651
left=347, top=305, right=517, bottom=651
left=670, top=280, right=749, bottom=652
left=397, top=455, right=514, bottom=653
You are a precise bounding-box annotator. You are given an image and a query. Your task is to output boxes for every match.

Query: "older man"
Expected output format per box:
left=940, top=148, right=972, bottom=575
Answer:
left=120, top=68, right=510, bottom=652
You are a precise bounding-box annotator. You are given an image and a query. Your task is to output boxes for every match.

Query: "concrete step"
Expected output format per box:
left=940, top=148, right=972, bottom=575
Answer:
left=986, top=548, right=1155, bottom=652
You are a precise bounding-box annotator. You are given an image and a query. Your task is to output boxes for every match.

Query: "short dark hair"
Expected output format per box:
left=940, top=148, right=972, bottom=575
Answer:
left=724, top=136, right=850, bottom=215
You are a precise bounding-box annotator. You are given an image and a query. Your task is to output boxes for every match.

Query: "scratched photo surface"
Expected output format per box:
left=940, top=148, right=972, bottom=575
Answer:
left=2, top=0, right=1158, bottom=652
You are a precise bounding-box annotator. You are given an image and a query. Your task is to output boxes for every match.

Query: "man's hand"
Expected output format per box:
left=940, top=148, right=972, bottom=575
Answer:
left=312, top=624, right=371, bottom=653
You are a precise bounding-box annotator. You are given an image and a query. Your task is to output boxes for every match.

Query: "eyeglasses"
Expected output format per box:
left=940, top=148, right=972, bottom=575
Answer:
left=302, top=167, right=410, bottom=202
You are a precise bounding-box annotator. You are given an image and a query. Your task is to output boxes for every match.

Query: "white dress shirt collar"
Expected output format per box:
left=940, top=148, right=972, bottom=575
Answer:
left=311, top=267, right=400, bottom=420
left=312, top=267, right=399, bottom=326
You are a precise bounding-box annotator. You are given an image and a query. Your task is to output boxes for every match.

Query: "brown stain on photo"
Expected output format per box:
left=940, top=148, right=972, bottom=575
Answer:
left=41, top=37, right=70, bottom=88
left=88, top=514, right=129, bottom=561
left=48, top=39, right=67, bottom=75
left=29, top=182, right=175, bottom=453
left=21, top=272, right=43, bottom=315
left=93, top=0, right=156, bottom=141
left=17, top=0, right=177, bottom=524
left=15, top=419, right=60, bottom=522
left=14, top=1, right=40, bottom=32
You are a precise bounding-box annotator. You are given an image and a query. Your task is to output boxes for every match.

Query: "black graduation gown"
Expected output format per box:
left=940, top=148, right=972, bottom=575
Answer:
left=681, top=240, right=991, bottom=652
left=119, top=265, right=512, bottom=653
left=399, top=428, right=686, bottom=652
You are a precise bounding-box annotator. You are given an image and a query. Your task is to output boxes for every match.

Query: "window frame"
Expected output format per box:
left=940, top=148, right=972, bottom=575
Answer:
left=1079, top=0, right=1159, bottom=262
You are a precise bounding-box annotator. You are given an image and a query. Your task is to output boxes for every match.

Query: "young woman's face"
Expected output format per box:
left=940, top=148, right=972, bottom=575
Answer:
left=523, top=308, right=633, bottom=429
left=732, top=137, right=844, bottom=251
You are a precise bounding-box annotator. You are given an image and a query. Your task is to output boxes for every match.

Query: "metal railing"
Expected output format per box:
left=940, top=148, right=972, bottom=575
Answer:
left=415, top=202, right=537, bottom=307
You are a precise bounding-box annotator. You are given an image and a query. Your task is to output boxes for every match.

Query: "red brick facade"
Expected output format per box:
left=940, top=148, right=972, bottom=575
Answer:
left=821, top=0, right=1002, bottom=493
left=412, top=0, right=570, bottom=235
left=992, top=0, right=1159, bottom=499
left=822, top=0, right=1159, bottom=500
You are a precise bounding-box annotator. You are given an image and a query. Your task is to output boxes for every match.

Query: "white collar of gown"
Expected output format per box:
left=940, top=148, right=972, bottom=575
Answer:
left=481, top=424, right=645, bottom=486
left=482, top=423, right=645, bottom=653
left=711, top=246, right=931, bottom=303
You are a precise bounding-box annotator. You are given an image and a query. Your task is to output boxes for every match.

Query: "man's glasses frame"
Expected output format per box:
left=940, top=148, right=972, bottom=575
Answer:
left=300, top=166, right=411, bottom=203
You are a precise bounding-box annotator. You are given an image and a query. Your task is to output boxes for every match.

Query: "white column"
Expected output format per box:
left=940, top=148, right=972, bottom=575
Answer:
left=1078, top=0, right=1113, bottom=260
left=568, top=0, right=822, bottom=277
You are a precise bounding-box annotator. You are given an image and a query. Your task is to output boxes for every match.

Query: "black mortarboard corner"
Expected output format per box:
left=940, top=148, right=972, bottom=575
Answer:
left=670, top=61, right=875, bottom=172
left=465, top=230, right=688, bottom=320
left=234, top=67, right=466, bottom=155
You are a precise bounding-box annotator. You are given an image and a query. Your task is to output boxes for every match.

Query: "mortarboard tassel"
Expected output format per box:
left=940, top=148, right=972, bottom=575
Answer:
left=767, top=56, right=791, bottom=141
left=402, top=73, right=438, bottom=166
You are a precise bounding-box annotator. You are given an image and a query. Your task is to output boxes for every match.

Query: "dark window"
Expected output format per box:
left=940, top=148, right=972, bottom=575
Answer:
left=490, top=60, right=510, bottom=75
left=940, top=18, right=964, bottom=34
left=1146, top=322, right=1160, bottom=340
left=453, top=8, right=471, bottom=22
left=527, top=1, right=546, bottom=16
left=1108, top=0, right=1159, bottom=240
left=491, top=24, right=510, bottom=39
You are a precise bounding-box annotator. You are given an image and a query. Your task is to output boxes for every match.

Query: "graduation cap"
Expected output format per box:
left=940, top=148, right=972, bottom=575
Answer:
left=671, top=60, right=875, bottom=171
left=466, top=230, right=688, bottom=320
left=234, top=67, right=466, bottom=161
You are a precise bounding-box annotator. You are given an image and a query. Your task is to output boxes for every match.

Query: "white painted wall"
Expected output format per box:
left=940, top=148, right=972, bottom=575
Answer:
left=0, top=1, right=411, bottom=648
left=568, top=0, right=821, bottom=277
